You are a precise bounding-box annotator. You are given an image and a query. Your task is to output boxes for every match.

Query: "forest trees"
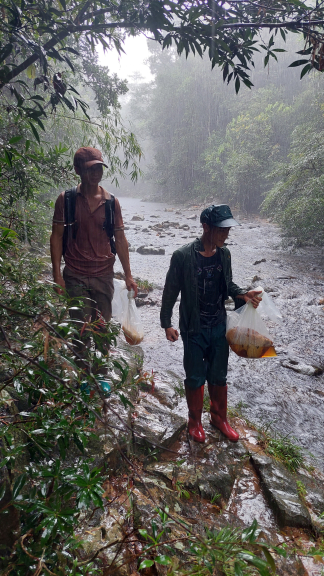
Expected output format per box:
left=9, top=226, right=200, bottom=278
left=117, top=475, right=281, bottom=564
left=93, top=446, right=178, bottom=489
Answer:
left=125, top=39, right=324, bottom=245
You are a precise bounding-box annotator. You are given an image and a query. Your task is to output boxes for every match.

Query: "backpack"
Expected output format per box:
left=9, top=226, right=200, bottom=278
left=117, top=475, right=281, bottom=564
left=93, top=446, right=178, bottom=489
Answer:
left=62, top=187, right=116, bottom=258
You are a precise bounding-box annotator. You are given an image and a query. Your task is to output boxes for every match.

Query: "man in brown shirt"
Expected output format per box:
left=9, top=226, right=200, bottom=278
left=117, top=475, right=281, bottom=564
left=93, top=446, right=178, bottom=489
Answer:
left=50, top=146, right=137, bottom=352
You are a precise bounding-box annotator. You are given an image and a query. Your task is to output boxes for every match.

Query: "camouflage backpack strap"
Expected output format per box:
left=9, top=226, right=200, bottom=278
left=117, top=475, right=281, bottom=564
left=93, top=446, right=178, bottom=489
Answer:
left=103, top=193, right=116, bottom=255
left=62, top=186, right=78, bottom=258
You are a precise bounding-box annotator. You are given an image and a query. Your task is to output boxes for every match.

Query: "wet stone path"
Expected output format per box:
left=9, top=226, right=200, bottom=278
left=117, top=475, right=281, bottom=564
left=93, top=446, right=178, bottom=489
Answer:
left=113, top=196, right=324, bottom=471
left=81, top=340, right=324, bottom=576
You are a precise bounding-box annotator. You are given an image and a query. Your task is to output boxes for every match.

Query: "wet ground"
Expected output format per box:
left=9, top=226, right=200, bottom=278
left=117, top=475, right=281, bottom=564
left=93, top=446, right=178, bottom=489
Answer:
left=114, top=196, right=324, bottom=470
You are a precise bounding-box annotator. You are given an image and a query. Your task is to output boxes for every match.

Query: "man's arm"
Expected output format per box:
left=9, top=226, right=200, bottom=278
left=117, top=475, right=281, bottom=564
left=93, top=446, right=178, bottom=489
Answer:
left=224, top=249, right=261, bottom=309
left=114, top=229, right=137, bottom=297
left=50, top=223, right=65, bottom=294
left=236, top=291, right=262, bottom=308
left=160, top=252, right=183, bottom=341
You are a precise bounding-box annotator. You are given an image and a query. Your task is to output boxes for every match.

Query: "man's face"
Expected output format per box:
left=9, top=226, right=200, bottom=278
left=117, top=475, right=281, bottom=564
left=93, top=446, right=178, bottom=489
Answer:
left=78, top=163, right=103, bottom=185
left=210, top=225, right=231, bottom=247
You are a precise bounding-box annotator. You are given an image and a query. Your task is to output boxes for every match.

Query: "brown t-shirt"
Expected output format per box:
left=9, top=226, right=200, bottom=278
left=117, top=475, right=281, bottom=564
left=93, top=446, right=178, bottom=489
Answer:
left=53, top=185, right=124, bottom=277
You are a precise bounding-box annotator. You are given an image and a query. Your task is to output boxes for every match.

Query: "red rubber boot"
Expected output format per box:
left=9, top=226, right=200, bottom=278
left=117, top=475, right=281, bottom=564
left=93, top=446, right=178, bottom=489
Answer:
left=208, top=384, right=239, bottom=442
left=185, top=385, right=205, bottom=443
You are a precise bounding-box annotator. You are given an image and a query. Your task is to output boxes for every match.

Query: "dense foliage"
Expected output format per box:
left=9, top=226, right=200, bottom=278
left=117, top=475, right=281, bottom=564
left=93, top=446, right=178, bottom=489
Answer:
left=124, top=40, right=324, bottom=245
left=2, top=0, right=324, bottom=93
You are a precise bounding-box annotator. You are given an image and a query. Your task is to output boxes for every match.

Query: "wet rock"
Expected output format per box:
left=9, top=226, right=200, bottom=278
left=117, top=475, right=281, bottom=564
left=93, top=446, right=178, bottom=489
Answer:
left=251, top=453, right=312, bottom=528
left=136, top=297, right=157, bottom=308
left=136, top=292, right=149, bottom=299
left=139, top=370, right=183, bottom=410
left=131, top=215, right=144, bottom=221
left=179, top=224, right=190, bottom=230
left=79, top=504, right=128, bottom=575
left=129, top=246, right=135, bottom=252
left=132, top=397, right=186, bottom=449
left=281, top=359, right=323, bottom=376
left=296, top=470, right=324, bottom=517
left=187, top=214, right=197, bottom=220
left=225, top=461, right=278, bottom=537
left=146, top=424, right=247, bottom=502
left=137, top=246, right=165, bottom=255
left=253, top=259, right=266, bottom=265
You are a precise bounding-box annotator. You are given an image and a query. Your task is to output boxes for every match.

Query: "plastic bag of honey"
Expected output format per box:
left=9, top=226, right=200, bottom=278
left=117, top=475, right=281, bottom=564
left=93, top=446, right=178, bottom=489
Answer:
left=121, top=289, right=144, bottom=346
left=226, top=286, right=282, bottom=359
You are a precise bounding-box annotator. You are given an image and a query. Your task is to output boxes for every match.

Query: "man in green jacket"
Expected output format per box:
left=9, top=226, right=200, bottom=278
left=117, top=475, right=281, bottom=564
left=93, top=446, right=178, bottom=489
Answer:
left=160, top=205, right=261, bottom=443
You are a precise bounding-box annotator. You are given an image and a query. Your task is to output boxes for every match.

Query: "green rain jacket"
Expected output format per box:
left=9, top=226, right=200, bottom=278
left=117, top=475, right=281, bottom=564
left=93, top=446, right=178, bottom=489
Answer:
left=160, top=238, right=246, bottom=334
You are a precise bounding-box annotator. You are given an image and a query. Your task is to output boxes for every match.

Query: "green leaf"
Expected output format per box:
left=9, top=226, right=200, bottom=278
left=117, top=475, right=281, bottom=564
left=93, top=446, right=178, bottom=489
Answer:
left=239, top=551, right=271, bottom=573
left=155, top=555, right=171, bottom=565
left=261, top=546, right=276, bottom=573
left=28, top=122, right=40, bottom=143
left=4, top=150, right=12, bottom=166
left=9, top=136, right=23, bottom=144
left=61, top=47, right=80, bottom=56
left=234, top=561, right=244, bottom=576
left=300, top=63, right=312, bottom=79
left=26, top=64, right=36, bottom=79
left=138, top=559, right=154, bottom=570
left=12, top=473, right=27, bottom=499
left=288, top=59, right=309, bottom=68
left=118, top=392, right=134, bottom=409
left=138, top=529, right=148, bottom=539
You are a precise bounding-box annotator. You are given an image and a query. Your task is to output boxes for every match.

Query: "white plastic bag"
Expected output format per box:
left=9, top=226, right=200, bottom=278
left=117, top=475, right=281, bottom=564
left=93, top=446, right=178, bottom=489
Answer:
left=112, top=279, right=128, bottom=323
left=226, top=286, right=282, bottom=358
left=121, top=289, right=144, bottom=345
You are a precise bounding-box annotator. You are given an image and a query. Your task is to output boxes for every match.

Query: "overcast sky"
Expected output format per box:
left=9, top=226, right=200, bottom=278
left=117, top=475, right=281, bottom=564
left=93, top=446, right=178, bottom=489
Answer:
left=97, top=35, right=154, bottom=82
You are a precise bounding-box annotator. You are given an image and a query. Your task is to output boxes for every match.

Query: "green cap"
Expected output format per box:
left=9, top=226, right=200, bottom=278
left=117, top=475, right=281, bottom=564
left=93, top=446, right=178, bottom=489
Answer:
left=200, top=204, right=240, bottom=228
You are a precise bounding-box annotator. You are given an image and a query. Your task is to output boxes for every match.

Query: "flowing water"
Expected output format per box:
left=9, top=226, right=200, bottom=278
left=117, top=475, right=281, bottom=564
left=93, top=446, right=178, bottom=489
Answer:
left=114, top=196, right=324, bottom=470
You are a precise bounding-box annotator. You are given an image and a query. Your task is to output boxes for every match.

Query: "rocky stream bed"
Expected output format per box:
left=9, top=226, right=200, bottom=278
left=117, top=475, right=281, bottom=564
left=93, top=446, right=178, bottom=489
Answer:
left=89, top=195, right=324, bottom=575
left=74, top=339, right=324, bottom=576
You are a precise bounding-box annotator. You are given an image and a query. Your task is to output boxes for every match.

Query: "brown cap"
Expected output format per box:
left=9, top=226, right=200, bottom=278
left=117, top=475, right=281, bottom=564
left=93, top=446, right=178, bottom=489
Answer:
left=74, top=147, right=108, bottom=169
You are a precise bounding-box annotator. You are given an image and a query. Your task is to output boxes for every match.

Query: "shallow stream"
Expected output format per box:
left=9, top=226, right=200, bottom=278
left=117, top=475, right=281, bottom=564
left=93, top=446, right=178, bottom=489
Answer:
left=114, top=196, right=324, bottom=470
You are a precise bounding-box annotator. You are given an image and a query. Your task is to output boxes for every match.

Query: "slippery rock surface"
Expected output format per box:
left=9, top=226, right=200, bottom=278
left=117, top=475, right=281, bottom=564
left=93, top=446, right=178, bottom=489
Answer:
left=80, top=349, right=324, bottom=575
left=251, top=452, right=312, bottom=528
left=115, top=197, right=324, bottom=471
left=132, top=396, right=186, bottom=448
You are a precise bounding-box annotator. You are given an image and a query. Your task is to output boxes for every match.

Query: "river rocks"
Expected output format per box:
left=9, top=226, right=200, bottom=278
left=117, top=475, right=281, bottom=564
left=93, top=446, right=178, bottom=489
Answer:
left=251, top=453, right=312, bottom=528
left=187, top=214, right=197, bottom=220
left=146, top=424, right=246, bottom=502
left=137, top=246, right=165, bottom=255
left=281, top=358, right=323, bottom=376
left=131, top=215, right=144, bottom=221
left=132, top=397, right=186, bottom=448
left=253, top=258, right=267, bottom=265
left=78, top=503, right=129, bottom=576
left=139, top=370, right=183, bottom=410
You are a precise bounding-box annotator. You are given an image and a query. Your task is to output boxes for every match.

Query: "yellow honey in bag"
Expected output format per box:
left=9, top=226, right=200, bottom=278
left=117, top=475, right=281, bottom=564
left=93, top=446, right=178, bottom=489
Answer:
left=226, top=327, right=273, bottom=358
